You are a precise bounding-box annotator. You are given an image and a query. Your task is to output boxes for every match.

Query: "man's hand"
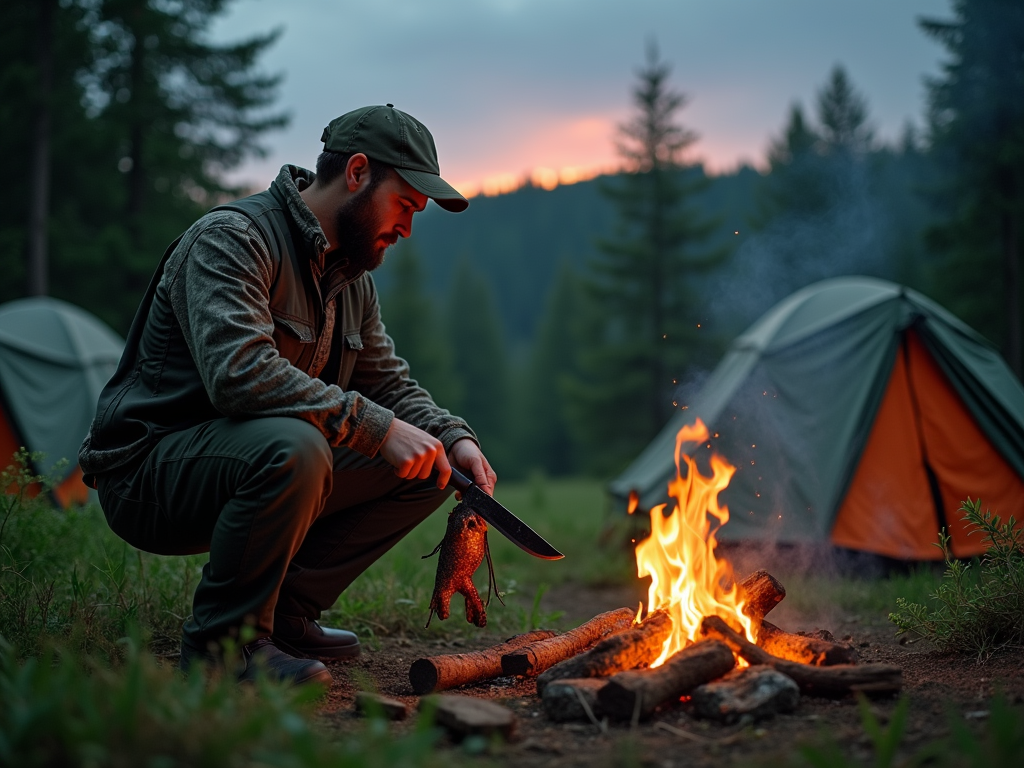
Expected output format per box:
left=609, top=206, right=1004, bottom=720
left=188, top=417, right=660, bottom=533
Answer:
left=449, top=438, right=497, bottom=496
left=379, top=418, right=451, bottom=488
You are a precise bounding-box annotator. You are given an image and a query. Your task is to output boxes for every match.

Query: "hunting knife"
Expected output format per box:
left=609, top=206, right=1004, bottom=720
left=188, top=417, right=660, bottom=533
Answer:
left=448, top=467, right=564, bottom=560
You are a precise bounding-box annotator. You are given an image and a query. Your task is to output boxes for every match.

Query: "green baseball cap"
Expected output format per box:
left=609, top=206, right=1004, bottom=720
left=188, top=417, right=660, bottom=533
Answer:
left=320, top=105, right=469, bottom=213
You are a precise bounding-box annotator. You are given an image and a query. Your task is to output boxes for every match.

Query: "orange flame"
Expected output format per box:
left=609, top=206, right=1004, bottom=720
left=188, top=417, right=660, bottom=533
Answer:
left=635, top=418, right=755, bottom=666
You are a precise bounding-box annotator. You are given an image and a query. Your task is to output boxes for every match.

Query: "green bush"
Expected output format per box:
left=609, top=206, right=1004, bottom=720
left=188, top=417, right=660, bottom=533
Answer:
left=889, top=498, right=1024, bottom=659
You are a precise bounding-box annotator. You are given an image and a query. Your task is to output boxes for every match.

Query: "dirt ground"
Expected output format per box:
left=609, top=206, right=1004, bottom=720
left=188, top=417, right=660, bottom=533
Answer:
left=314, top=583, right=1024, bottom=767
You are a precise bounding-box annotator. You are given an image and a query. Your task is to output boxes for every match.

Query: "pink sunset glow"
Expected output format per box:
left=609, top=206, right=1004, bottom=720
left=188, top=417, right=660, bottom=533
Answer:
left=443, top=110, right=765, bottom=199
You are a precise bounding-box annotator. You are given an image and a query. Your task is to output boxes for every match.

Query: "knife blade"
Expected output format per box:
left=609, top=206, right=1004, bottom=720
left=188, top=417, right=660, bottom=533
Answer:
left=447, top=467, right=564, bottom=560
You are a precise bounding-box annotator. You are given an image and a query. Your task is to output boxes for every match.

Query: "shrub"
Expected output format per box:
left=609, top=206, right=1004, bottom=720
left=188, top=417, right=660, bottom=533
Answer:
left=889, top=498, right=1024, bottom=659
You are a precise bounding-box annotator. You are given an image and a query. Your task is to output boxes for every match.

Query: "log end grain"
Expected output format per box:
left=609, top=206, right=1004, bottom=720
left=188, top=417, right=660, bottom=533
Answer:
left=409, top=658, right=440, bottom=696
left=691, top=665, right=799, bottom=723
left=420, top=694, right=517, bottom=740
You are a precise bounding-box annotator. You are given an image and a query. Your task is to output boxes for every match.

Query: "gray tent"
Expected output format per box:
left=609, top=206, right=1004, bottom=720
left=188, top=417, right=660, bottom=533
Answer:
left=0, top=298, right=123, bottom=504
left=609, top=277, right=1024, bottom=560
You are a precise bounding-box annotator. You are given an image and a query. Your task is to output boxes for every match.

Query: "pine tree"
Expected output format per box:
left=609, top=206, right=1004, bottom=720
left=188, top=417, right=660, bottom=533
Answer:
left=567, top=43, right=728, bottom=474
left=0, top=0, right=95, bottom=305
left=445, top=260, right=513, bottom=473
left=65, top=0, right=287, bottom=330
left=816, top=66, right=873, bottom=156
left=381, top=245, right=462, bottom=412
left=753, top=103, right=822, bottom=226
left=920, top=0, right=1024, bottom=373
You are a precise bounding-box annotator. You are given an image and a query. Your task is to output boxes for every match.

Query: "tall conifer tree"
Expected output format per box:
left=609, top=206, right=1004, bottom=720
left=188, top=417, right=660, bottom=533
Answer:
left=567, top=43, right=727, bottom=474
left=920, top=0, right=1024, bottom=373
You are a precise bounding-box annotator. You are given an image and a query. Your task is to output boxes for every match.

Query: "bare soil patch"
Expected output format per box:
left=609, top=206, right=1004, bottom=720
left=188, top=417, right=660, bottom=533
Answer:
left=316, top=585, right=1024, bottom=767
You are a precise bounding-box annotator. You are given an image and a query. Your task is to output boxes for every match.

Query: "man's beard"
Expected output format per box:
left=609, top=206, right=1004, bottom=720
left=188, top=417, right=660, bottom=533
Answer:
left=332, top=185, right=394, bottom=274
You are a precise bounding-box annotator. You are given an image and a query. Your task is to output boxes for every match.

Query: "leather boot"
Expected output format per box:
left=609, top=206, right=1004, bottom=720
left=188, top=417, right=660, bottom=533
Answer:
left=272, top=615, right=361, bottom=660
left=180, top=636, right=332, bottom=688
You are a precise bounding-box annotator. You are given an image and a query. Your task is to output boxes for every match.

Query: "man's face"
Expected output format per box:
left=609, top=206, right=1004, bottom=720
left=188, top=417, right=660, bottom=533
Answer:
left=332, top=170, right=427, bottom=273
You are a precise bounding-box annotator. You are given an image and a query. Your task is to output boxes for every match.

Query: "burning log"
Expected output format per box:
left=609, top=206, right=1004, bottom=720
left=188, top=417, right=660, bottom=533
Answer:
left=691, top=665, right=799, bottom=723
left=501, top=607, right=636, bottom=678
left=541, top=678, right=608, bottom=723
left=409, top=629, right=557, bottom=694
left=738, top=569, right=786, bottom=623
left=535, top=610, right=673, bottom=695
left=701, top=616, right=901, bottom=698
left=757, top=620, right=859, bottom=666
left=597, top=639, right=736, bottom=721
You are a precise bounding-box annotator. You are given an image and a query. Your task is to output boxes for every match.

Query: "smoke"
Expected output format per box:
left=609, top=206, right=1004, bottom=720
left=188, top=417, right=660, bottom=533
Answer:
left=706, top=155, right=895, bottom=333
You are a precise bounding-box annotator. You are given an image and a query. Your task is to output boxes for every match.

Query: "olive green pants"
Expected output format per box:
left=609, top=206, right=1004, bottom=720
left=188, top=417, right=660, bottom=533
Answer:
left=96, top=416, right=452, bottom=651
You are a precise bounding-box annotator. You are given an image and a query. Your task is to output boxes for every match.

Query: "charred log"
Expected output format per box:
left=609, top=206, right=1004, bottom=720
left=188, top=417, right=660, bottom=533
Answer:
left=691, top=665, right=799, bottom=723
left=541, top=678, right=608, bottom=723
left=536, top=610, right=673, bottom=695
left=701, top=616, right=901, bottom=698
left=501, top=607, right=636, bottom=677
left=757, top=620, right=859, bottom=666
left=597, top=639, right=736, bottom=721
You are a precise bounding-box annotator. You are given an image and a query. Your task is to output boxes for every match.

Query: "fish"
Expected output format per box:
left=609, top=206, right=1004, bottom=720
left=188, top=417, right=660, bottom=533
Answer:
left=422, top=502, right=504, bottom=628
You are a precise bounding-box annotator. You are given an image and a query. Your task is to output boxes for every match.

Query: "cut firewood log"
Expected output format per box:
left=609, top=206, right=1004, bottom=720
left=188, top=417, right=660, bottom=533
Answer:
left=597, top=639, right=736, bottom=721
left=409, top=629, right=557, bottom=694
left=541, top=678, right=608, bottom=723
left=419, top=694, right=517, bottom=741
left=501, top=607, right=636, bottom=678
left=701, top=616, right=901, bottom=698
left=691, top=665, right=799, bottom=723
left=535, top=610, right=673, bottom=695
left=757, top=620, right=859, bottom=666
left=737, top=570, right=786, bottom=623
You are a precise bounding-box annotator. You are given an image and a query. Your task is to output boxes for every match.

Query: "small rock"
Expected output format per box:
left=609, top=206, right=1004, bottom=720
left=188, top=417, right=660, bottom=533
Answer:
left=691, top=666, right=799, bottom=724
left=354, top=691, right=408, bottom=720
left=420, top=694, right=517, bottom=740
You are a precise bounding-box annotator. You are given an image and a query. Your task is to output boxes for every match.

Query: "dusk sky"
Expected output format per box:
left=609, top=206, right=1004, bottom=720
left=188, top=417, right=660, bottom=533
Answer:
left=212, top=0, right=947, bottom=198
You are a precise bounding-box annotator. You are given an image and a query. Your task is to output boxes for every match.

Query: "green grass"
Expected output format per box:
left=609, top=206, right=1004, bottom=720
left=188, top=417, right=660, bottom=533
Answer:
left=0, top=633, right=449, bottom=768
left=4, top=450, right=1018, bottom=768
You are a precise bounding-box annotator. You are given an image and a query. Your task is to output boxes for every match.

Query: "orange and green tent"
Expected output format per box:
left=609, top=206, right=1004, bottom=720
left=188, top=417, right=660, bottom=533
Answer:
left=610, top=277, right=1024, bottom=559
left=0, top=298, right=123, bottom=507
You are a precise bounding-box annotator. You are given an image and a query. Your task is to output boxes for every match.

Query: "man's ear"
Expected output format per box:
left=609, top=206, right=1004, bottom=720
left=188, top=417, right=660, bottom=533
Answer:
left=344, top=153, right=372, bottom=193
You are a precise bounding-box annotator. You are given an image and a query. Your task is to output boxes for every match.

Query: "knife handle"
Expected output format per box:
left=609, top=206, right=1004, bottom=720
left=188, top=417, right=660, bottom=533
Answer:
left=447, top=466, right=473, bottom=493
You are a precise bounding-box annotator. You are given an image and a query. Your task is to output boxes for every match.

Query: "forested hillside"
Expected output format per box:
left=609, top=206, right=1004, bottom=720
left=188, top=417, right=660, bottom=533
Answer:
left=376, top=166, right=761, bottom=354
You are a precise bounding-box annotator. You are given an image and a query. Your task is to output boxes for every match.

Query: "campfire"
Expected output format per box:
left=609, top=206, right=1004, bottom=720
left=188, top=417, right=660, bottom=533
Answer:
left=404, top=419, right=902, bottom=729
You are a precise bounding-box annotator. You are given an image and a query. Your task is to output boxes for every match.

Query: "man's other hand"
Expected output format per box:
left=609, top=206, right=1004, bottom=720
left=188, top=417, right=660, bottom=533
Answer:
left=449, top=438, right=497, bottom=496
left=379, top=419, right=451, bottom=488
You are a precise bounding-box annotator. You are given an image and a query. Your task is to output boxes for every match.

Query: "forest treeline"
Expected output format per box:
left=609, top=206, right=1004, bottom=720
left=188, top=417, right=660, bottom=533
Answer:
left=2, top=1, right=1022, bottom=482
